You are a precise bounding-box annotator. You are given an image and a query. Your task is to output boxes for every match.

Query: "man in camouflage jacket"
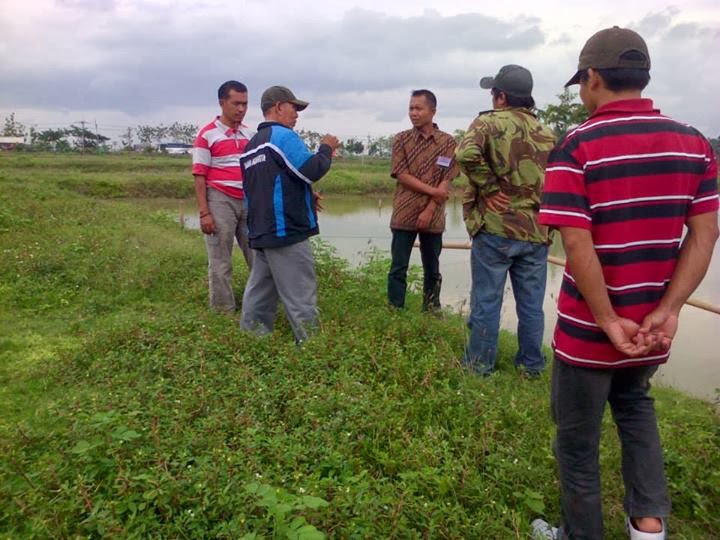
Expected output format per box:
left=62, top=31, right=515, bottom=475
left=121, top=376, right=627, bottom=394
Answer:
left=456, top=64, right=555, bottom=376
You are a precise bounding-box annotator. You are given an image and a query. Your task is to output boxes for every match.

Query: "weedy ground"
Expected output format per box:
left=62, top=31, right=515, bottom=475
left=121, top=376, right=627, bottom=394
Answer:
left=0, top=153, right=717, bottom=539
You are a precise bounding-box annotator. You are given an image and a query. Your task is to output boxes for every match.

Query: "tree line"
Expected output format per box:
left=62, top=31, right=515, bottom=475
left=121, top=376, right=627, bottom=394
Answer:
left=0, top=115, right=199, bottom=152
left=3, top=91, right=718, bottom=155
left=0, top=113, right=394, bottom=156
left=296, top=130, right=395, bottom=157
left=0, top=113, right=397, bottom=156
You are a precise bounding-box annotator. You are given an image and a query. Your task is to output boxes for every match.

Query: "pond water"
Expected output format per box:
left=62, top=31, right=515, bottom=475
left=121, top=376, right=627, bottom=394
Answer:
left=180, top=195, right=720, bottom=402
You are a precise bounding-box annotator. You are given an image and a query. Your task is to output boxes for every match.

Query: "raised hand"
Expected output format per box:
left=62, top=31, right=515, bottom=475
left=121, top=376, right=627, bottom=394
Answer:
left=320, top=134, right=340, bottom=152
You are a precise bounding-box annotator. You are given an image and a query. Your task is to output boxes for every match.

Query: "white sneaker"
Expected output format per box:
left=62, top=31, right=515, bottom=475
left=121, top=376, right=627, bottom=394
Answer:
left=532, top=518, right=560, bottom=539
left=627, top=517, right=665, bottom=540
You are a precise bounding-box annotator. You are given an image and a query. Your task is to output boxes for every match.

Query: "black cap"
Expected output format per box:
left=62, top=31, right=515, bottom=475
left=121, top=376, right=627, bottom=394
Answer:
left=479, top=64, right=533, bottom=98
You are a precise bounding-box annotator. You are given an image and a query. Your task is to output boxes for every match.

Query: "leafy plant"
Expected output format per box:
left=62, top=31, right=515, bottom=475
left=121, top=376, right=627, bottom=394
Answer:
left=1, top=152, right=718, bottom=539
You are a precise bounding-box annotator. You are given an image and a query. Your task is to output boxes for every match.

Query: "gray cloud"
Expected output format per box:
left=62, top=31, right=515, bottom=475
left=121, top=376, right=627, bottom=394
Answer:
left=302, top=10, right=545, bottom=92
left=645, top=16, right=720, bottom=136
left=58, top=0, right=117, bottom=10
left=634, top=6, right=680, bottom=37
left=0, top=6, right=545, bottom=115
left=0, top=3, right=718, bottom=137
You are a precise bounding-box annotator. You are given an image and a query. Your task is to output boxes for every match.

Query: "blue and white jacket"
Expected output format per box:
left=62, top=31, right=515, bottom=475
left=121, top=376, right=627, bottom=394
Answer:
left=240, top=122, right=333, bottom=249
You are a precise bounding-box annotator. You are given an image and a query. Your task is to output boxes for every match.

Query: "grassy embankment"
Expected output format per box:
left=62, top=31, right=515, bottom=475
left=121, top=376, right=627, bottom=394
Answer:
left=1, top=153, right=718, bottom=538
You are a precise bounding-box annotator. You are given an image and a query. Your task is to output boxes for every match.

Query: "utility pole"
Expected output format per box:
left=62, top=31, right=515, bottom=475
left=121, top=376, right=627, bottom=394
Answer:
left=94, top=120, right=100, bottom=153
left=78, top=119, right=87, bottom=153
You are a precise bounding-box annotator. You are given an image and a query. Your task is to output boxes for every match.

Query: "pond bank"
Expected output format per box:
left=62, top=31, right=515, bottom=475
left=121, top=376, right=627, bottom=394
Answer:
left=2, top=152, right=718, bottom=537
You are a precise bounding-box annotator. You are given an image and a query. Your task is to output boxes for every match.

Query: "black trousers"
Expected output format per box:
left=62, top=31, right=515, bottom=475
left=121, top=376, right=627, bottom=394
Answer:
left=551, top=358, right=671, bottom=539
left=387, top=228, right=442, bottom=309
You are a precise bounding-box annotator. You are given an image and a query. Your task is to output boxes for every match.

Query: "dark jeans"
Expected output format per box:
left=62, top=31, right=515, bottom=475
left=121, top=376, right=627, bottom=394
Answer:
left=387, top=229, right=442, bottom=309
left=551, top=358, right=671, bottom=540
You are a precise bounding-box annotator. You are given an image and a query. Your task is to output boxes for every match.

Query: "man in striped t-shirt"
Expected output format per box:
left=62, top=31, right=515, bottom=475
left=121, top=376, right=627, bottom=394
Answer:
left=533, top=28, right=719, bottom=540
left=192, top=80, right=254, bottom=312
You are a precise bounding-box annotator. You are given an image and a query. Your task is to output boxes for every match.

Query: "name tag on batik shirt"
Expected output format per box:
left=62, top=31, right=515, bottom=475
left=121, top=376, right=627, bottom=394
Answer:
left=436, top=155, right=452, bottom=168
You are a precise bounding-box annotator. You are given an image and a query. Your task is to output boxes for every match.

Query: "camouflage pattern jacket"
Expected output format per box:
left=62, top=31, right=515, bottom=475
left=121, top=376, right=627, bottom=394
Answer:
left=456, top=107, right=555, bottom=244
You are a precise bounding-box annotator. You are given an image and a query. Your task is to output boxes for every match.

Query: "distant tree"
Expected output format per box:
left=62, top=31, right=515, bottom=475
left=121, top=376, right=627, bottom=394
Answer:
left=536, top=89, right=588, bottom=138
left=298, top=129, right=322, bottom=152
left=367, top=135, right=393, bottom=157
left=135, top=123, right=188, bottom=150
left=2, top=113, right=26, bottom=137
left=66, top=124, right=110, bottom=152
left=167, top=122, right=198, bottom=145
left=709, top=136, right=719, bottom=157
left=34, top=128, right=70, bottom=152
left=136, top=125, right=156, bottom=150
left=27, top=126, right=38, bottom=147
left=154, top=124, right=169, bottom=144
left=342, top=137, right=364, bottom=155
left=121, top=127, right=135, bottom=150
left=453, top=128, right=466, bottom=143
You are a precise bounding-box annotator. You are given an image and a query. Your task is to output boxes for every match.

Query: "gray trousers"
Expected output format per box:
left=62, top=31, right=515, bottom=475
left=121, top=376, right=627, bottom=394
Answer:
left=205, top=188, right=253, bottom=312
left=240, top=239, right=318, bottom=342
left=551, top=358, right=671, bottom=540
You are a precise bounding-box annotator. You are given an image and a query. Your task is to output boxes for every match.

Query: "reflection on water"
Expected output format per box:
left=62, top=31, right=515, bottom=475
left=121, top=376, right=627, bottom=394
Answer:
left=179, top=194, right=720, bottom=402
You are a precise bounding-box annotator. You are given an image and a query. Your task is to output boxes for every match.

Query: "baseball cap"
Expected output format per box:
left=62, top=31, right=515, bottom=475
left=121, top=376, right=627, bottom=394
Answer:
left=479, top=64, right=533, bottom=98
left=565, top=26, right=650, bottom=87
left=260, top=86, right=309, bottom=113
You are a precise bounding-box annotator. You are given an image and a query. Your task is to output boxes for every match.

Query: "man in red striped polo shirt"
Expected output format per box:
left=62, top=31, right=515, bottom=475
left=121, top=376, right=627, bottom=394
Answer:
left=533, top=28, right=719, bottom=540
left=192, top=80, right=254, bottom=312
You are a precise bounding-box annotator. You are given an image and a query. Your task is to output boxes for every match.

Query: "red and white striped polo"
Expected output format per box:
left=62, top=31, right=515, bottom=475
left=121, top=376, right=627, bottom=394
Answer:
left=192, top=117, right=254, bottom=199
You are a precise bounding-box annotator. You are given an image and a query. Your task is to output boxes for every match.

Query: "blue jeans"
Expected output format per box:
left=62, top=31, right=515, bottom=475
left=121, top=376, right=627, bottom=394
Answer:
left=464, top=233, right=548, bottom=375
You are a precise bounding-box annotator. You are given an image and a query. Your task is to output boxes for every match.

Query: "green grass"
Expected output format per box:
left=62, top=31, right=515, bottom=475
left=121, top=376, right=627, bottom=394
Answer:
left=0, top=152, right=467, bottom=200
left=0, top=152, right=718, bottom=538
left=321, top=156, right=469, bottom=194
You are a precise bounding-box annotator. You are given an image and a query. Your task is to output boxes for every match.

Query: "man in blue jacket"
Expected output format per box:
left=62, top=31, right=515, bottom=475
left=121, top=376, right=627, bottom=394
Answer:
left=239, top=86, right=339, bottom=343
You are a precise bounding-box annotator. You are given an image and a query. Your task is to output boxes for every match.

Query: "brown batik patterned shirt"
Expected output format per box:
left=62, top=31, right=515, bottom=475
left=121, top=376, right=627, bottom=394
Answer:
left=390, top=125, right=460, bottom=233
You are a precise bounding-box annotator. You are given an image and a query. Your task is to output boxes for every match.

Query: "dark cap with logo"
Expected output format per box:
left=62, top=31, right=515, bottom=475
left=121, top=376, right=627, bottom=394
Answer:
left=565, top=26, right=650, bottom=87
left=479, top=64, right=534, bottom=98
left=260, top=86, right=309, bottom=113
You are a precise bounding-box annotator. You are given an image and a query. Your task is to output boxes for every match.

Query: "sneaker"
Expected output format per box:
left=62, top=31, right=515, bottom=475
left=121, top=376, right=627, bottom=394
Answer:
left=626, top=517, right=665, bottom=540
left=531, top=518, right=560, bottom=539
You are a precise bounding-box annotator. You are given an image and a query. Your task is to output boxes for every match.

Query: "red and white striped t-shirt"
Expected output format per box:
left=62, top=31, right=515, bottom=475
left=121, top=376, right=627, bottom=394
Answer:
left=539, top=99, right=718, bottom=369
left=192, top=117, right=254, bottom=199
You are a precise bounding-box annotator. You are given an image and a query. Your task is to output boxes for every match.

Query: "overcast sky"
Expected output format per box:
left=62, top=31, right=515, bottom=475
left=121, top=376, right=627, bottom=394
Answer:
left=1, top=0, right=719, bottom=141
